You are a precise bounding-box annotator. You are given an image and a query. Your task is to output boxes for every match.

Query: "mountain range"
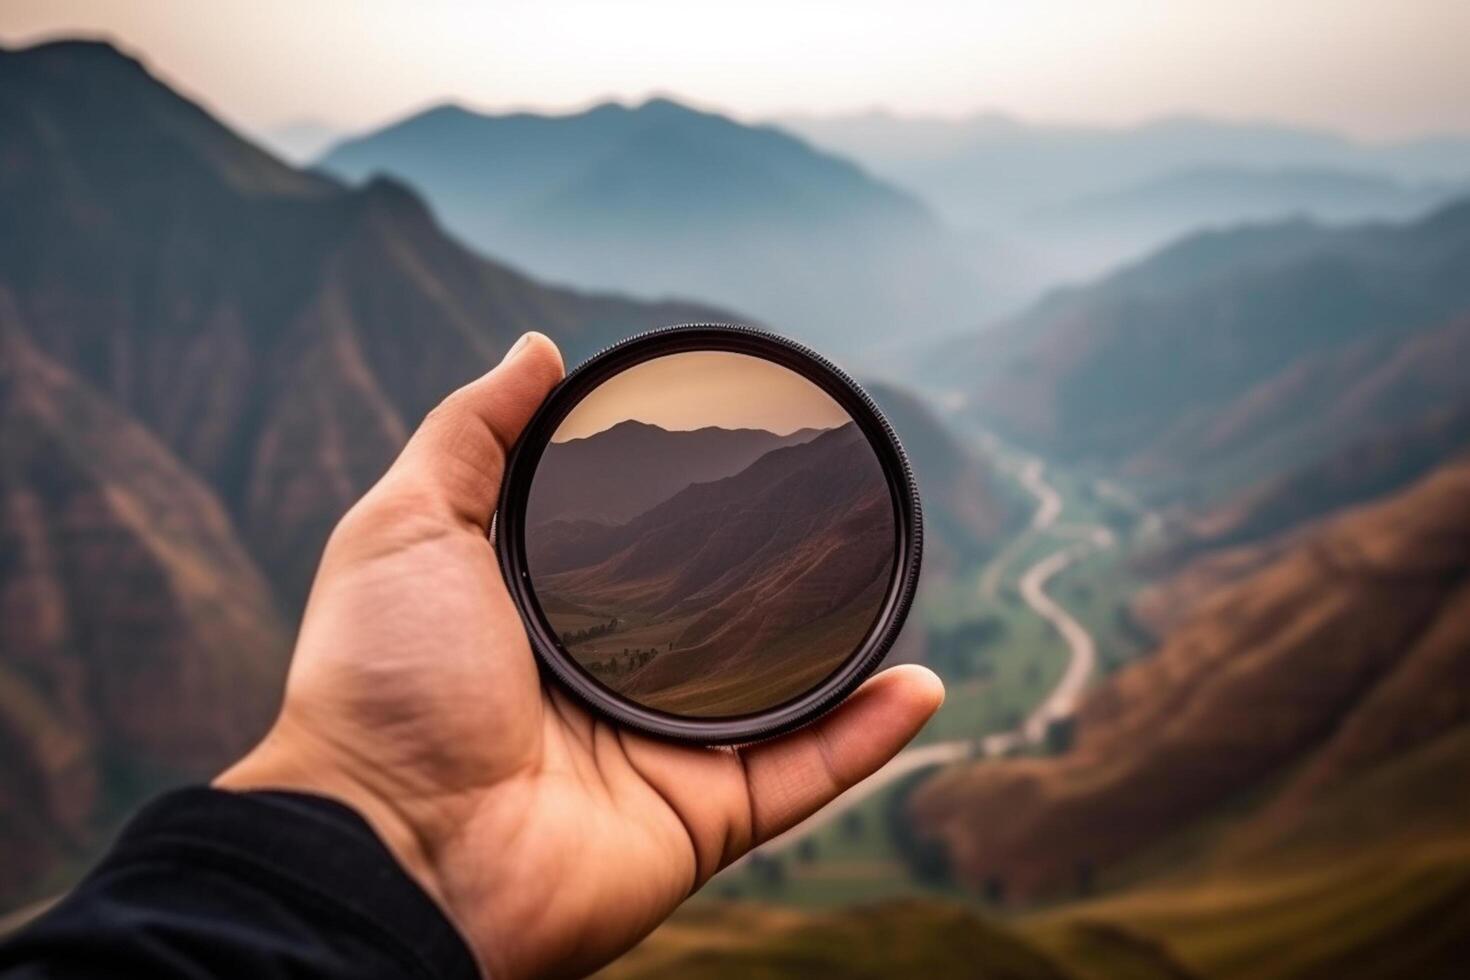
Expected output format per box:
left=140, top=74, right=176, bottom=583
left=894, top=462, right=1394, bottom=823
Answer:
left=0, top=40, right=732, bottom=607
left=530, top=424, right=894, bottom=717
left=0, top=299, right=291, bottom=899
left=528, top=420, right=823, bottom=528
left=783, top=111, right=1470, bottom=229
left=934, top=198, right=1470, bottom=502
left=319, top=99, right=987, bottom=344
left=0, top=38, right=735, bottom=907
left=1026, top=166, right=1464, bottom=280
left=785, top=112, right=1470, bottom=287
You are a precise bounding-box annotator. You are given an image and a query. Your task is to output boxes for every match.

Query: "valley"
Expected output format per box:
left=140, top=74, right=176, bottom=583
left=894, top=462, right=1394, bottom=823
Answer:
left=710, top=426, right=1147, bottom=902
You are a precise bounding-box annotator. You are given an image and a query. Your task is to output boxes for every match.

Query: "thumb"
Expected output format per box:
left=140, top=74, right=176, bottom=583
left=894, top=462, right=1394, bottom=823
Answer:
left=390, top=332, right=564, bottom=530
left=739, top=664, right=945, bottom=846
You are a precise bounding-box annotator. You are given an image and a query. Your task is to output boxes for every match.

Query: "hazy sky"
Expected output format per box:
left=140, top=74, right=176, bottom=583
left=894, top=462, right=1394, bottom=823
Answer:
left=552, top=352, right=851, bottom=441
left=3, top=1, right=1468, bottom=140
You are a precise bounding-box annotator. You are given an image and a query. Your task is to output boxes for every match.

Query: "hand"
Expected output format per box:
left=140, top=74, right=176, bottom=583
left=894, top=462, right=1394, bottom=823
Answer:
left=216, top=333, right=944, bottom=979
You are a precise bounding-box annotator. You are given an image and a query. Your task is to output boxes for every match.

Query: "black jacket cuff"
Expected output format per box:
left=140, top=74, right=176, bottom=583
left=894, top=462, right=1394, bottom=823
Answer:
left=103, top=786, right=478, bottom=979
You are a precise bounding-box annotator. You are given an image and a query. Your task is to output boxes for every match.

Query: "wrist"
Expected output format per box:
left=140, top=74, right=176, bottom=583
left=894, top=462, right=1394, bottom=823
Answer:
left=214, top=720, right=455, bottom=922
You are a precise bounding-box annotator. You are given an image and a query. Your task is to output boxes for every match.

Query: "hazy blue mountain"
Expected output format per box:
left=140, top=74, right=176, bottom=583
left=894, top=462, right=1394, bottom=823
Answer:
left=1028, top=165, right=1464, bottom=278
left=928, top=197, right=1470, bottom=498
left=320, top=99, right=988, bottom=346
left=782, top=111, right=1470, bottom=227
left=784, top=111, right=1470, bottom=285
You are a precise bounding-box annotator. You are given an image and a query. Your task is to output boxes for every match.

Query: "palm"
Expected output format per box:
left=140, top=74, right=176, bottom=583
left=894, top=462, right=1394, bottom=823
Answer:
left=291, top=512, right=749, bottom=976
left=221, top=334, right=941, bottom=979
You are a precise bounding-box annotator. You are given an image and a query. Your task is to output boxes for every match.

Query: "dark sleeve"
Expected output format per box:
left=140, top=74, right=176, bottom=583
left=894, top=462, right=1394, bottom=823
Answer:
left=0, top=787, right=479, bottom=980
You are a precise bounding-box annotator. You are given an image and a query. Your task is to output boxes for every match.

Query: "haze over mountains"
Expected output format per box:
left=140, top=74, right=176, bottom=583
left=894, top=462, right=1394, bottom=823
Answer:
left=316, top=101, right=1470, bottom=323
left=319, top=99, right=988, bottom=343
left=786, top=111, right=1470, bottom=283
left=529, top=423, right=894, bottom=717
left=935, top=198, right=1470, bottom=503
left=784, top=111, right=1470, bottom=222
left=1028, top=165, right=1465, bottom=276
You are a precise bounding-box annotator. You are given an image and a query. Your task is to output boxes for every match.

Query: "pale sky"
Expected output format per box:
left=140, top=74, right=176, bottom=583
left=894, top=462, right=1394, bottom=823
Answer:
left=2, top=0, right=1469, bottom=141
left=552, top=352, right=851, bottom=442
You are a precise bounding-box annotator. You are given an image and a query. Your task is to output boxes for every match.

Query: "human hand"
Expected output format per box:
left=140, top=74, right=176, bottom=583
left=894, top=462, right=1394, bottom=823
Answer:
left=216, top=333, right=945, bottom=979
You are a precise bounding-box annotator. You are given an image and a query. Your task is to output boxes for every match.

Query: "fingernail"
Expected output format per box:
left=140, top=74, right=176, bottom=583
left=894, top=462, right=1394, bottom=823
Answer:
left=502, top=333, right=533, bottom=363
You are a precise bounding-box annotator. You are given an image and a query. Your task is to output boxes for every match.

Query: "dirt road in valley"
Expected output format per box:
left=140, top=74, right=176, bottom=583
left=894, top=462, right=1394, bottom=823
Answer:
left=734, top=453, right=1114, bottom=865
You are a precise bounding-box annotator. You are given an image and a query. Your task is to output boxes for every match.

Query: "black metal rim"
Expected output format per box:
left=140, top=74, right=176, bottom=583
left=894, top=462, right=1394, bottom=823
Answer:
left=494, top=324, right=923, bottom=745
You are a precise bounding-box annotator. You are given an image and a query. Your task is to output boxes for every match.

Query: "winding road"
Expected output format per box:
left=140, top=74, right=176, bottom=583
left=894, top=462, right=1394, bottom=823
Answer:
left=738, top=448, right=1115, bottom=864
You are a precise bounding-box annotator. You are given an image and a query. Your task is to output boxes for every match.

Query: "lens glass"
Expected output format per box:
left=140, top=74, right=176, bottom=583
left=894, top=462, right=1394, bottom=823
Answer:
left=524, top=350, right=897, bottom=718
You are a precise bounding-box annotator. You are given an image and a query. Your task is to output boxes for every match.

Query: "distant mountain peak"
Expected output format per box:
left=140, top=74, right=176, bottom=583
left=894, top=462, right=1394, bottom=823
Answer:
left=5, top=36, right=139, bottom=64
left=417, top=100, right=480, bottom=121
left=562, top=418, right=822, bottom=444
left=634, top=95, right=703, bottom=117
left=319, top=84, right=976, bottom=344
left=573, top=418, right=668, bottom=439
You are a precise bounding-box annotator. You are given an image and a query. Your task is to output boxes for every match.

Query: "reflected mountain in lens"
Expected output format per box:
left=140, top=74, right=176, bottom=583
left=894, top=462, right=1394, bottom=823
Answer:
left=526, top=421, right=895, bottom=717
left=528, top=420, right=824, bottom=526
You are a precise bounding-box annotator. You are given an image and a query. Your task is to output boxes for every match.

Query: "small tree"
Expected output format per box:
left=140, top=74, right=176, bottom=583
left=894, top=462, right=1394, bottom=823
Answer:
left=1045, top=716, right=1076, bottom=756
left=749, top=853, right=786, bottom=890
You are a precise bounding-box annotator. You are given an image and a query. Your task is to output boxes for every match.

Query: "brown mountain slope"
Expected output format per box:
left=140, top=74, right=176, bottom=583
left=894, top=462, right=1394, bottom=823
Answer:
left=530, top=425, right=895, bottom=715
left=1201, top=412, right=1470, bottom=552
left=0, top=299, right=290, bottom=906
left=912, top=457, right=1470, bottom=901
left=0, top=39, right=730, bottom=603
left=1136, top=388, right=1470, bottom=635
left=945, top=205, right=1470, bottom=497
left=866, top=380, right=1020, bottom=570
left=0, top=38, right=733, bottom=908
left=1026, top=725, right=1470, bottom=980
left=1134, top=310, right=1470, bottom=487
left=528, top=421, right=822, bottom=527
